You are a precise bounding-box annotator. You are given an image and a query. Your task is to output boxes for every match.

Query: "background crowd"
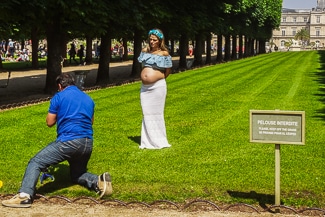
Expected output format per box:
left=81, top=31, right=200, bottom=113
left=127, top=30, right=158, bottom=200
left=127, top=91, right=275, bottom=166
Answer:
left=0, top=38, right=129, bottom=65
left=1, top=39, right=31, bottom=62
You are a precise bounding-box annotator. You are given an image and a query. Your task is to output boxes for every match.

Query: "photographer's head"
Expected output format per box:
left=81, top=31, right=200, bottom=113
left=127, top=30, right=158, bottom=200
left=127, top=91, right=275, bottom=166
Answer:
left=56, top=73, right=75, bottom=91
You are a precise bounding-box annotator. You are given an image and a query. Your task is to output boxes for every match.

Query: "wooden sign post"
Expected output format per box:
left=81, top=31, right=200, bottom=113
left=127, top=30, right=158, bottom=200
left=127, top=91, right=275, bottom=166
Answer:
left=250, top=110, right=305, bottom=213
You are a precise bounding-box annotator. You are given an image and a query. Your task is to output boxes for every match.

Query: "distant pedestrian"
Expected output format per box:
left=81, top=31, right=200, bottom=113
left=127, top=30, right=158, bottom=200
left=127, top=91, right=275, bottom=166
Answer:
left=68, top=43, right=77, bottom=64
left=94, top=40, right=100, bottom=58
left=7, top=39, right=15, bottom=57
left=78, top=44, right=85, bottom=65
left=188, top=44, right=193, bottom=57
left=1, top=40, right=6, bottom=56
left=118, top=44, right=124, bottom=61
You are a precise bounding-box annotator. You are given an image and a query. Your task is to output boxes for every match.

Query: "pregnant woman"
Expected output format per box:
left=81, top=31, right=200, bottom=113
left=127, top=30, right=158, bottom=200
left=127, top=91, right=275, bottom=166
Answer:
left=137, top=28, right=172, bottom=149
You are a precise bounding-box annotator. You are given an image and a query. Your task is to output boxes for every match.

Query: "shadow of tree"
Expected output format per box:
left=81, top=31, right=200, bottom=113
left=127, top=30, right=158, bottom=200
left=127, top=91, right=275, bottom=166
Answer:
left=227, top=190, right=278, bottom=210
left=314, top=50, right=325, bottom=122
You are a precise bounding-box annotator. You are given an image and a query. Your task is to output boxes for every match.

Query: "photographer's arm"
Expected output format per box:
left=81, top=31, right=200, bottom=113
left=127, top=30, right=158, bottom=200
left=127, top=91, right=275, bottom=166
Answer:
left=46, top=113, right=57, bottom=127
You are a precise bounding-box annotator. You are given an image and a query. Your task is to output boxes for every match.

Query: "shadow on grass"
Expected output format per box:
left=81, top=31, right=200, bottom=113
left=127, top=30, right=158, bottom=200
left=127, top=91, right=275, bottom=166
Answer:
left=315, top=50, right=325, bottom=122
left=128, top=136, right=141, bottom=145
left=37, top=164, right=71, bottom=194
left=227, top=190, right=279, bottom=209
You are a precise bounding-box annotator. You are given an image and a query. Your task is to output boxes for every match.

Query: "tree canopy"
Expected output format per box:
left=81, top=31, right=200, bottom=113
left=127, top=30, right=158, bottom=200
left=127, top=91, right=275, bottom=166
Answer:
left=0, top=0, right=283, bottom=93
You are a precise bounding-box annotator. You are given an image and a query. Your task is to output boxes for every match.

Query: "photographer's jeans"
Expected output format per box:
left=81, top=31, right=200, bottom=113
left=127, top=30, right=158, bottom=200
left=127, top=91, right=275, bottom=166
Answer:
left=19, top=138, right=98, bottom=197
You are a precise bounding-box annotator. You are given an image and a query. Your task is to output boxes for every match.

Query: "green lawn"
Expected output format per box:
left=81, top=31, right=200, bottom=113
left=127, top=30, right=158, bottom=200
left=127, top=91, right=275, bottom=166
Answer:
left=0, top=51, right=324, bottom=208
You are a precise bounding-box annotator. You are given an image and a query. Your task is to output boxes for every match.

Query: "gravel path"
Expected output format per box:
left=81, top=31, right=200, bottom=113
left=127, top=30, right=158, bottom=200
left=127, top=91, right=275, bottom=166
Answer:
left=0, top=202, right=303, bottom=217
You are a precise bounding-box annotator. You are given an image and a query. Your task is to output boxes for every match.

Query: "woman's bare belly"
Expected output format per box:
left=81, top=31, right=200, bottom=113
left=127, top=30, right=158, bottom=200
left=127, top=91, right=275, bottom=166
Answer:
left=141, top=67, right=165, bottom=84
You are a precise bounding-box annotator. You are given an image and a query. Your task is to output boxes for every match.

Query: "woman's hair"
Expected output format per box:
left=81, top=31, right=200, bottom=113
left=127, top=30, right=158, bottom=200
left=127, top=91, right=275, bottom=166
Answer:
left=56, top=73, right=75, bottom=88
left=146, top=28, right=168, bottom=52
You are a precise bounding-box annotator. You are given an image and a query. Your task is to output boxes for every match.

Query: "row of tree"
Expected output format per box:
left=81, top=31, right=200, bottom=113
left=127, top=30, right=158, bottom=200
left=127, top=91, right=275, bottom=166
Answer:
left=0, top=0, right=283, bottom=94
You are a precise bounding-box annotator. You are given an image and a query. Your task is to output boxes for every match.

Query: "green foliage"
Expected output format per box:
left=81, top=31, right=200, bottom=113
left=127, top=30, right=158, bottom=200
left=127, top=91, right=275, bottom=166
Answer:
left=225, top=0, right=282, bottom=38
left=295, top=29, right=310, bottom=46
left=1, top=51, right=324, bottom=208
left=0, top=0, right=283, bottom=42
left=284, top=39, right=293, bottom=48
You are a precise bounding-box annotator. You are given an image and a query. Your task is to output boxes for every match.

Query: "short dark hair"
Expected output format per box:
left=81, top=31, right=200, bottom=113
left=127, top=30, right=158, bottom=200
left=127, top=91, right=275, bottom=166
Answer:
left=56, top=73, right=75, bottom=88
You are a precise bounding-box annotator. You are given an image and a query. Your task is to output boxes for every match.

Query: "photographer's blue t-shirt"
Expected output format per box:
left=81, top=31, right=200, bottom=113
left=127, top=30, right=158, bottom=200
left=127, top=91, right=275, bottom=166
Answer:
left=48, top=85, right=94, bottom=142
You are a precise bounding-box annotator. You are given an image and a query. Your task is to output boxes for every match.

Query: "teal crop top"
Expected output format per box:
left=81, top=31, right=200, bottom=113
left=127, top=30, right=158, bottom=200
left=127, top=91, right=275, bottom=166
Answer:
left=138, top=52, right=172, bottom=71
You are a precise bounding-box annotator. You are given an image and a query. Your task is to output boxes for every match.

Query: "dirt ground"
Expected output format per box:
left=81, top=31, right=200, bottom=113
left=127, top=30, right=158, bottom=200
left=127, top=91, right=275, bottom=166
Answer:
left=0, top=205, right=304, bottom=217
left=0, top=62, right=320, bottom=216
left=0, top=198, right=309, bottom=217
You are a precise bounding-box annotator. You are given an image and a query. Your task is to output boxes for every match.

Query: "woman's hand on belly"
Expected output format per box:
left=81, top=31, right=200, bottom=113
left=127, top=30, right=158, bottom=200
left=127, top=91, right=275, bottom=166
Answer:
left=141, top=68, right=165, bottom=84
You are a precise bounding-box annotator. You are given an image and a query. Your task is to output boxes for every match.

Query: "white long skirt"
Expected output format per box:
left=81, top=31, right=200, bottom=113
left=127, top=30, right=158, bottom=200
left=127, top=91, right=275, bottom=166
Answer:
left=140, top=79, right=171, bottom=149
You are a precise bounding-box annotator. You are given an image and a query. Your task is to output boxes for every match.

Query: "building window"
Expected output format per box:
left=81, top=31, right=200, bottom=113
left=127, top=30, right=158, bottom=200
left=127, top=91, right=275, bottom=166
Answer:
left=282, top=30, right=286, bottom=36
left=316, top=29, right=320, bottom=36
left=317, top=16, right=320, bottom=23
left=281, top=40, right=285, bottom=47
left=282, top=17, right=286, bottom=22
left=304, top=17, right=308, bottom=22
left=293, top=17, right=296, bottom=22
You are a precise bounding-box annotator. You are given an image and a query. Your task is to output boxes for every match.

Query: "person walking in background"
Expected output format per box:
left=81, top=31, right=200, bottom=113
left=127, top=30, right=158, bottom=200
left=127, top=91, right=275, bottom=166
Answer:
left=188, top=44, right=193, bottom=57
left=68, top=42, right=77, bottom=64
left=2, top=74, right=112, bottom=208
left=137, top=28, right=172, bottom=149
left=118, top=44, right=124, bottom=61
left=7, top=39, right=15, bottom=57
left=1, top=40, right=6, bottom=56
left=94, top=40, right=100, bottom=58
left=78, top=44, right=85, bottom=65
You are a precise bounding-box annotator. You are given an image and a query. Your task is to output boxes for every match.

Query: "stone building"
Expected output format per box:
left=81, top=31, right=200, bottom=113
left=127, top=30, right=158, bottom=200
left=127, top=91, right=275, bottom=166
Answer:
left=271, top=0, right=325, bottom=50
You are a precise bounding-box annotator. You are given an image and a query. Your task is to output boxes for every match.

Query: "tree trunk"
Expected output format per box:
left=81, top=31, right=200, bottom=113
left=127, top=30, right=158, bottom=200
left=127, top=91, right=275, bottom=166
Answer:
left=131, top=29, right=142, bottom=78
left=170, top=39, right=175, bottom=56
left=224, top=35, right=231, bottom=62
left=205, top=33, right=212, bottom=65
left=250, top=38, right=255, bottom=56
left=259, top=39, right=266, bottom=54
left=178, top=34, right=188, bottom=71
left=31, top=27, right=39, bottom=69
left=238, top=35, right=244, bottom=59
left=244, top=37, right=250, bottom=57
left=96, top=32, right=111, bottom=84
left=44, top=18, right=64, bottom=94
left=60, top=33, right=67, bottom=67
left=216, top=34, right=223, bottom=62
left=85, top=36, right=93, bottom=64
left=193, top=33, right=203, bottom=67
left=122, top=38, right=128, bottom=61
left=231, top=34, right=237, bottom=60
